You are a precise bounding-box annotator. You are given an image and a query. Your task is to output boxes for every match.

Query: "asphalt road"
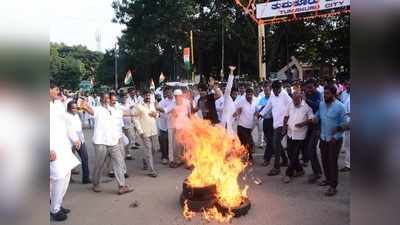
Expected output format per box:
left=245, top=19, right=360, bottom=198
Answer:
left=53, top=128, right=350, bottom=225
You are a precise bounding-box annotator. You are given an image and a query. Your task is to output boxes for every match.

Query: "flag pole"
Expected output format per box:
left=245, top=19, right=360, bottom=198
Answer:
left=190, top=30, right=194, bottom=82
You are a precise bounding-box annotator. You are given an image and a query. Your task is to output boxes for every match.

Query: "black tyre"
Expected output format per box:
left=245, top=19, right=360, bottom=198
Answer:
left=215, top=198, right=251, bottom=217
left=182, top=179, right=217, bottom=201
left=180, top=194, right=217, bottom=212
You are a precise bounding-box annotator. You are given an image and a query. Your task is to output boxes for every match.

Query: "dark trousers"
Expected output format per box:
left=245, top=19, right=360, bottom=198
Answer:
left=286, top=138, right=304, bottom=177
left=272, top=127, right=288, bottom=169
left=319, top=139, right=343, bottom=188
left=237, top=125, right=254, bottom=161
left=72, top=143, right=90, bottom=182
left=263, top=118, right=274, bottom=162
left=306, top=126, right=322, bottom=175
left=158, top=129, right=169, bottom=160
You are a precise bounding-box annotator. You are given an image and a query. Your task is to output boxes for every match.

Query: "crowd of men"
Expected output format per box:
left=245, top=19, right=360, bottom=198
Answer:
left=50, top=66, right=350, bottom=222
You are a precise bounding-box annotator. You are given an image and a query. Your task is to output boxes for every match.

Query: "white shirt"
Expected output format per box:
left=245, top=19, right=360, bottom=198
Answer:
left=285, top=101, right=314, bottom=140
left=65, top=113, right=85, bottom=143
left=92, top=106, right=121, bottom=146
left=110, top=105, right=124, bottom=138
left=158, top=97, right=174, bottom=131
left=215, top=96, right=225, bottom=121
left=118, top=103, right=134, bottom=129
left=260, top=90, right=292, bottom=129
left=234, top=94, right=245, bottom=104
left=317, top=85, right=324, bottom=94
left=127, top=95, right=144, bottom=106
left=235, top=97, right=257, bottom=129
left=50, top=100, right=80, bottom=180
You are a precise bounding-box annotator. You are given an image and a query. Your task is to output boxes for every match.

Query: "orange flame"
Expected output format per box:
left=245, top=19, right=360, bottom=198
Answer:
left=202, top=207, right=234, bottom=223
left=176, top=116, right=249, bottom=211
left=182, top=200, right=195, bottom=220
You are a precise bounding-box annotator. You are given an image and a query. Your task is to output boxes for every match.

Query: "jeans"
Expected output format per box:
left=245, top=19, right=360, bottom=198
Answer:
left=285, top=138, right=304, bottom=177
left=72, top=143, right=90, bottom=182
left=306, top=126, right=322, bottom=175
left=263, top=118, right=273, bottom=162
left=319, top=139, right=343, bottom=188
left=272, top=127, right=288, bottom=170
left=237, top=125, right=254, bottom=161
left=158, top=130, right=169, bottom=160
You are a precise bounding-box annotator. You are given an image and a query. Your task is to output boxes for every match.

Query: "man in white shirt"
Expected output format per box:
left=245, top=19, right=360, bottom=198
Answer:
left=234, top=88, right=257, bottom=162
left=214, top=88, right=225, bottom=122
left=340, top=87, right=351, bottom=173
left=50, top=81, right=80, bottom=221
left=133, top=90, right=162, bottom=177
left=157, top=87, right=174, bottom=165
left=66, top=101, right=91, bottom=184
left=282, top=92, right=314, bottom=183
left=127, top=88, right=142, bottom=148
left=119, top=94, right=135, bottom=160
left=109, top=93, right=129, bottom=178
left=81, top=93, right=134, bottom=195
left=259, top=80, right=291, bottom=176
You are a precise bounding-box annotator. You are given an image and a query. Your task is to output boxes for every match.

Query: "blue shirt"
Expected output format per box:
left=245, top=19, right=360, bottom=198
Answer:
left=316, top=99, right=346, bottom=141
left=257, top=95, right=272, bottom=119
left=305, top=91, right=322, bottom=113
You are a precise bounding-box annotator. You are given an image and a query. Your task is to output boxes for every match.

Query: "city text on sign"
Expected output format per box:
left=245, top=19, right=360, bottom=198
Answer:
left=256, top=0, right=350, bottom=19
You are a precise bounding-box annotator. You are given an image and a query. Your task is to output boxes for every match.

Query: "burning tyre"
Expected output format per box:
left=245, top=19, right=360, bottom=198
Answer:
left=180, top=179, right=217, bottom=212
left=215, top=197, right=251, bottom=217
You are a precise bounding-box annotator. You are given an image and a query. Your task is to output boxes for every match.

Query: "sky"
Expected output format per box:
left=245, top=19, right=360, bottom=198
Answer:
left=49, top=0, right=125, bottom=52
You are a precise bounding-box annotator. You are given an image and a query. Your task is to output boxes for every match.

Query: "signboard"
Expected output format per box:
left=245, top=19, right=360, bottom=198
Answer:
left=79, top=80, right=93, bottom=92
left=183, top=47, right=190, bottom=63
left=256, top=0, right=350, bottom=19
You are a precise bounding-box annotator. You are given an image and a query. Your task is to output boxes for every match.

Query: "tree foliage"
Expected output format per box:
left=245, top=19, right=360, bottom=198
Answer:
left=110, top=0, right=349, bottom=83
left=50, top=43, right=103, bottom=90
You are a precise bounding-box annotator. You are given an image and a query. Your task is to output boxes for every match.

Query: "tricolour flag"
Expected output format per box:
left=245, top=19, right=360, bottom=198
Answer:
left=124, top=69, right=133, bottom=85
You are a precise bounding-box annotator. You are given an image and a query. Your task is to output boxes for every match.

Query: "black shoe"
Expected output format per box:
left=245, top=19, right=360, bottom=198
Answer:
left=319, top=180, right=329, bottom=186
left=82, top=179, right=91, bottom=184
left=340, top=167, right=351, bottom=172
left=60, top=206, right=71, bottom=214
left=124, top=173, right=130, bottom=178
left=135, top=142, right=140, bottom=147
left=325, top=187, right=338, bottom=196
left=267, top=169, right=280, bottom=176
left=108, top=172, right=115, bottom=178
left=126, top=155, right=134, bottom=160
left=51, top=211, right=68, bottom=221
left=308, top=174, right=321, bottom=184
left=131, top=146, right=139, bottom=150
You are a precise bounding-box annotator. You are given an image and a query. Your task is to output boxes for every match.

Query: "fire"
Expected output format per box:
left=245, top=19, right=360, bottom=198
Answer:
left=182, top=200, right=195, bottom=220
left=202, top=207, right=234, bottom=223
left=176, top=116, right=249, bottom=220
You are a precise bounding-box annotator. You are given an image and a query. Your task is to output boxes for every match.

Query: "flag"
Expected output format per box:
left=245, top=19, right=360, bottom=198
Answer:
left=183, top=48, right=190, bottom=63
left=150, top=79, right=155, bottom=90
left=159, top=72, right=165, bottom=83
left=124, top=69, right=133, bottom=85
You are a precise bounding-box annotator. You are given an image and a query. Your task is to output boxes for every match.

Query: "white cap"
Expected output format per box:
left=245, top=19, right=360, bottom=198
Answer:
left=173, top=89, right=183, bottom=96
